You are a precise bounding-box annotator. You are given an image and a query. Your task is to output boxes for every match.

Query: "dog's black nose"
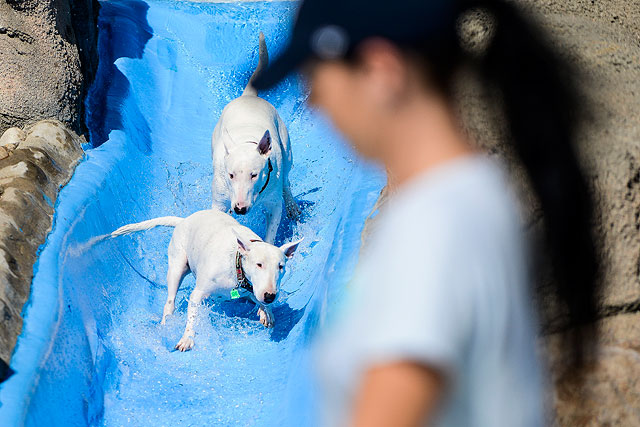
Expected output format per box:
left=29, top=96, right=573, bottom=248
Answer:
left=263, top=292, right=276, bottom=304
left=234, top=206, right=247, bottom=215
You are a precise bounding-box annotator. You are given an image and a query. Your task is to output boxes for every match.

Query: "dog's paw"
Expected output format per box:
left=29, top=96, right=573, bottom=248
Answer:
left=258, top=307, right=275, bottom=328
left=285, top=201, right=301, bottom=220
left=175, top=335, right=195, bottom=352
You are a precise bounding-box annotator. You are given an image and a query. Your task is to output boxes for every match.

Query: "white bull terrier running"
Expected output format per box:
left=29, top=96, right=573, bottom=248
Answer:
left=211, top=32, right=300, bottom=243
left=110, top=209, right=303, bottom=352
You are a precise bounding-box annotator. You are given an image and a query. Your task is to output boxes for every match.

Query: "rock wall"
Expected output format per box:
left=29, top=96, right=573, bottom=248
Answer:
left=0, top=120, right=83, bottom=374
left=462, top=1, right=640, bottom=424
left=544, top=12, right=639, bottom=426
left=502, top=3, right=640, bottom=423
left=0, top=0, right=100, bottom=138
left=0, top=0, right=97, bottom=377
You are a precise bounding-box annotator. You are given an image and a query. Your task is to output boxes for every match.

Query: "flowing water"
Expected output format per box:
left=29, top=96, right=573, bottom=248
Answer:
left=0, top=1, right=384, bottom=426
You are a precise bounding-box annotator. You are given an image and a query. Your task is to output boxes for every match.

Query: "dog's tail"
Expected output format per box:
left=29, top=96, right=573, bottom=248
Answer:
left=243, top=32, right=269, bottom=96
left=110, top=216, right=184, bottom=237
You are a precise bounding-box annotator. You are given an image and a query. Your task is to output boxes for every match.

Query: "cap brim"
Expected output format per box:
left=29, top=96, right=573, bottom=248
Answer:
left=253, top=41, right=309, bottom=90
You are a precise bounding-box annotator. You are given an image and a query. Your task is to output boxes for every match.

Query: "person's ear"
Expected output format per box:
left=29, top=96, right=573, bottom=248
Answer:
left=257, top=130, right=271, bottom=156
left=357, top=38, right=408, bottom=109
left=280, top=238, right=304, bottom=259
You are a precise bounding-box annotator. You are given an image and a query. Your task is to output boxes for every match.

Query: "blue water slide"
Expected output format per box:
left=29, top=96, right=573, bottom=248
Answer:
left=0, top=1, right=384, bottom=425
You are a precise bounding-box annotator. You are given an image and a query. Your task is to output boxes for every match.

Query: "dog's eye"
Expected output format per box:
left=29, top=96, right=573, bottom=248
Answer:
left=279, top=264, right=284, bottom=271
left=229, top=173, right=234, bottom=179
left=256, top=263, right=262, bottom=268
left=250, top=173, right=257, bottom=179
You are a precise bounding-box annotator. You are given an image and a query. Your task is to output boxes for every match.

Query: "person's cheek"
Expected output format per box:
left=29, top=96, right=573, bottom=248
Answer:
left=310, top=73, right=340, bottom=121
left=308, top=70, right=331, bottom=110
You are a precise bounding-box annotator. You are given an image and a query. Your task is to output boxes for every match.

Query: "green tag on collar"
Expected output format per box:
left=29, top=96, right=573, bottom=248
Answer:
left=230, top=289, right=240, bottom=299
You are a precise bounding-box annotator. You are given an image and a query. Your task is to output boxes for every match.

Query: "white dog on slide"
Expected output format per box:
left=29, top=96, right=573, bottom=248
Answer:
left=110, top=209, right=303, bottom=351
left=211, top=32, right=300, bottom=243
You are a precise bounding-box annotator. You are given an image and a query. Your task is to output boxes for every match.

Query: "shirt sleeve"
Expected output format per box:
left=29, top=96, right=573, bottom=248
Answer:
left=349, top=206, right=476, bottom=377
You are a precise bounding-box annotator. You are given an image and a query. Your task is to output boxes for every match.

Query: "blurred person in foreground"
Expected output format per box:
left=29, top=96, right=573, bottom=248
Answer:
left=255, top=0, right=599, bottom=425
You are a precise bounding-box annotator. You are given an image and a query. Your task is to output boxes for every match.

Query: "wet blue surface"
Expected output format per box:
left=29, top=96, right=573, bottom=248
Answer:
left=0, top=1, right=384, bottom=426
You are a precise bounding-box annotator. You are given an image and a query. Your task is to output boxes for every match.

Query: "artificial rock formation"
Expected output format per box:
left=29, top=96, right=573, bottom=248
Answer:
left=0, top=120, right=83, bottom=373
left=463, top=1, right=640, bottom=424
left=0, top=0, right=97, bottom=376
left=0, top=0, right=100, bottom=137
left=504, top=2, right=640, bottom=424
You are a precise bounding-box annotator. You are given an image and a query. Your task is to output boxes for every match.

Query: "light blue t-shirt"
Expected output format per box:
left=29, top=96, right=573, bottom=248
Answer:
left=316, top=155, right=543, bottom=426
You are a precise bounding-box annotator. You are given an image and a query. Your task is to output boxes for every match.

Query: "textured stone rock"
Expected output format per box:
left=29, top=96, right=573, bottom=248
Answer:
left=0, top=0, right=97, bottom=374
left=467, top=1, right=640, bottom=423
left=539, top=11, right=640, bottom=308
left=0, top=120, right=83, bottom=367
left=0, top=0, right=100, bottom=137
left=459, top=1, right=640, bottom=308
left=548, top=313, right=640, bottom=425
left=0, top=127, right=25, bottom=149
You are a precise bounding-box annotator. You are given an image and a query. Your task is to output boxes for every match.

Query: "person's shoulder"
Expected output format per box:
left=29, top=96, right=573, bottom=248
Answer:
left=377, top=156, right=518, bottom=245
left=395, top=155, right=505, bottom=202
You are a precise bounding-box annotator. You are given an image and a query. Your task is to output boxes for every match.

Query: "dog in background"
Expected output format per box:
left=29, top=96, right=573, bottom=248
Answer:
left=210, top=32, right=300, bottom=243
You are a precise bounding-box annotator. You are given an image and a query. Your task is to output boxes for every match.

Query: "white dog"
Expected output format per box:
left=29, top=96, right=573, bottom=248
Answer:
left=211, top=32, right=300, bottom=243
left=110, top=209, right=303, bottom=351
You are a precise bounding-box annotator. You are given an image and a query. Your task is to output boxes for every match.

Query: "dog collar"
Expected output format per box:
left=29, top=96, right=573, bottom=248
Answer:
left=231, top=238, right=264, bottom=299
left=234, top=251, right=254, bottom=298
left=258, top=159, right=273, bottom=195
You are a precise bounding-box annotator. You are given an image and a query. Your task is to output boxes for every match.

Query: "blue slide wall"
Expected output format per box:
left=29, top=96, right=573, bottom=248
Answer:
left=0, top=1, right=384, bottom=425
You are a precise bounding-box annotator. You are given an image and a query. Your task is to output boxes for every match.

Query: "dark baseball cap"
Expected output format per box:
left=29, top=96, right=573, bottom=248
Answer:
left=253, top=0, right=461, bottom=90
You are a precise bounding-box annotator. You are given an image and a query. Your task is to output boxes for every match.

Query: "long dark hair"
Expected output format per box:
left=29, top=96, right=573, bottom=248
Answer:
left=478, top=0, right=599, bottom=369
left=410, top=0, right=600, bottom=373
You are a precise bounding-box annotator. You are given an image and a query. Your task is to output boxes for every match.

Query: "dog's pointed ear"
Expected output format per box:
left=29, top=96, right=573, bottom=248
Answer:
left=280, top=237, right=303, bottom=259
left=223, top=128, right=234, bottom=155
left=257, top=130, right=271, bottom=156
left=233, top=229, right=251, bottom=254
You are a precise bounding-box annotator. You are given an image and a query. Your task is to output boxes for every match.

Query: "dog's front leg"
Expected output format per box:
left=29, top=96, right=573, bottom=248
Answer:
left=175, top=289, right=205, bottom=352
left=257, top=304, right=275, bottom=328
left=264, top=200, right=283, bottom=244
